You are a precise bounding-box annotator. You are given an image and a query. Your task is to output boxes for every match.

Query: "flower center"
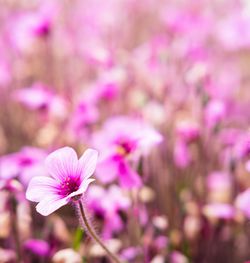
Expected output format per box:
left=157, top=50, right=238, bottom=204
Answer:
left=59, top=176, right=81, bottom=197
left=116, top=138, right=137, bottom=157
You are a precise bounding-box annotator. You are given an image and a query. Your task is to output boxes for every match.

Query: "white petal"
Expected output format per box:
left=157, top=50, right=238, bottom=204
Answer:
left=26, top=176, right=58, bottom=202
left=36, top=195, right=68, bottom=216
left=79, top=149, right=98, bottom=180
left=45, top=147, right=79, bottom=182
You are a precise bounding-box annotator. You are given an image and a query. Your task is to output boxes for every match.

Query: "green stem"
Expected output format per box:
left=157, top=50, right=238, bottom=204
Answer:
left=78, top=201, right=122, bottom=263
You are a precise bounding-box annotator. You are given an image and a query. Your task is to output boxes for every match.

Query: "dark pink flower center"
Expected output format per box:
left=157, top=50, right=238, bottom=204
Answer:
left=18, top=157, right=34, bottom=166
left=58, top=176, right=81, bottom=197
left=115, top=138, right=137, bottom=157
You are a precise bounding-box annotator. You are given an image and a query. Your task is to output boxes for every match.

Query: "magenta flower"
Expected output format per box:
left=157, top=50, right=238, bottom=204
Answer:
left=0, top=147, right=46, bottom=186
left=10, top=11, right=52, bottom=52
left=13, top=83, right=67, bottom=119
left=173, top=139, right=191, bottom=169
left=26, top=147, right=98, bottom=216
left=175, top=120, right=200, bottom=143
left=69, top=100, right=99, bottom=139
left=24, top=239, right=50, bottom=257
left=87, top=185, right=131, bottom=237
left=93, top=116, right=163, bottom=188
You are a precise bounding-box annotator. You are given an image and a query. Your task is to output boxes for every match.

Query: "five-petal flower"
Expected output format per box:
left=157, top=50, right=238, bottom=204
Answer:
left=26, top=147, right=98, bottom=216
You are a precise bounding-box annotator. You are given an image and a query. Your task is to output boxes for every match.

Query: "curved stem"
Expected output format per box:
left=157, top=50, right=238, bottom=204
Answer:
left=78, top=200, right=122, bottom=263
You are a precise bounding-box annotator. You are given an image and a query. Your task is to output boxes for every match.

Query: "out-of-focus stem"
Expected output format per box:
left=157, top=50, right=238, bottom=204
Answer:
left=10, top=197, right=22, bottom=263
left=78, top=201, right=122, bottom=263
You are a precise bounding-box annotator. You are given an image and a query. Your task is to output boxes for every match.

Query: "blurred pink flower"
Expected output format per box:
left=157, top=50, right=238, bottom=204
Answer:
left=90, top=68, right=125, bottom=102
left=13, top=83, right=67, bottom=119
left=83, top=43, right=113, bottom=68
left=13, top=83, right=54, bottom=110
left=176, top=120, right=200, bottom=143
left=174, top=139, right=191, bottom=168
left=162, top=6, right=212, bottom=41
left=24, top=239, right=50, bottom=257
left=170, top=251, right=189, bottom=263
left=10, top=11, right=52, bottom=52
left=69, top=100, right=99, bottom=139
left=87, top=184, right=130, bottom=238
left=26, top=147, right=98, bottom=216
left=233, top=132, right=250, bottom=159
left=93, top=116, right=163, bottom=188
left=207, top=171, right=232, bottom=192
left=120, top=247, right=142, bottom=261
left=204, top=99, right=226, bottom=129
left=235, top=189, right=250, bottom=218
left=0, top=147, right=46, bottom=186
left=215, top=13, right=250, bottom=51
left=202, top=203, right=235, bottom=220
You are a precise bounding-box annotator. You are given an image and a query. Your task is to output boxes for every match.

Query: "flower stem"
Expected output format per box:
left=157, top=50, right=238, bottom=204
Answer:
left=10, top=196, right=22, bottom=263
left=78, top=200, right=122, bottom=263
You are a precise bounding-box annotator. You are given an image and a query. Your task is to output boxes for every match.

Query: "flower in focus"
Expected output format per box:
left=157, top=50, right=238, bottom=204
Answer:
left=93, top=116, right=163, bottom=188
left=26, top=147, right=98, bottom=216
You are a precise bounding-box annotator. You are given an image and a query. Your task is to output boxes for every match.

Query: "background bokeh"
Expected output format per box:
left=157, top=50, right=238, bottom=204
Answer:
left=1, top=0, right=250, bottom=262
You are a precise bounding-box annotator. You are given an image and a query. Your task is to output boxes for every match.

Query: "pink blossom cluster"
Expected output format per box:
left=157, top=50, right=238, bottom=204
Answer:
left=0, top=0, right=250, bottom=262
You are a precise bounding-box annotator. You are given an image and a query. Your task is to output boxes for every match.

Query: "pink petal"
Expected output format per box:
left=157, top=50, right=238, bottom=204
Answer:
left=95, top=158, right=118, bottom=183
left=119, top=162, right=142, bottom=189
left=79, top=148, right=98, bottom=179
left=36, top=194, right=68, bottom=216
left=174, top=140, right=191, bottom=168
left=67, top=178, right=95, bottom=199
left=26, top=176, right=59, bottom=202
left=45, top=147, right=79, bottom=182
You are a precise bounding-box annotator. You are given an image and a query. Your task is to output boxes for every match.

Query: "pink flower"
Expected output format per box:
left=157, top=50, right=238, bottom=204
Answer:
left=13, top=84, right=53, bottom=111
left=69, top=100, right=99, bottom=139
left=215, top=13, right=250, bottom=51
left=10, top=11, right=52, bottom=52
left=0, top=147, right=46, bottom=186
left=202, top=203, right=235, bottom=220
left=24, top=239, right=50, bottom=257
left=174, top=139, right=191, bottom=168
left=204, top=99, right=226, bottom=129
left=175, top=120, right=200, bottom=143
left=233, top=132, right=250, bottom=159
left=93, top=116, right=162, bottom=188
left=26, top=147, right=98, bottom=216
left=235, top=189, right=250, bottom=218
left=87, top=184, right=131, bottom=237
left=13, top=83, right=67, bottom=119
left=206, top=171, right=232, bottom=192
